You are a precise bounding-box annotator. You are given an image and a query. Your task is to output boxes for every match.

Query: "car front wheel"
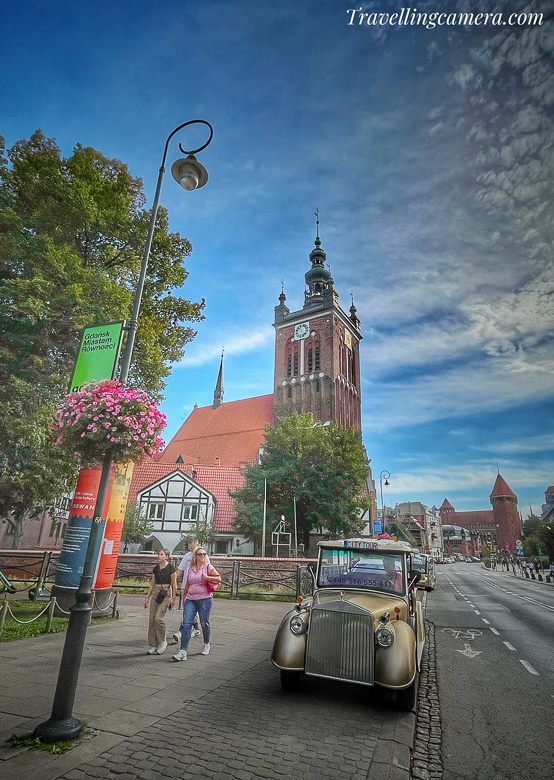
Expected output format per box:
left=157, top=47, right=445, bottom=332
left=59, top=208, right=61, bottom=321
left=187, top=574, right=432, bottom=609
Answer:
left=280, top=670, right=300, bottom=692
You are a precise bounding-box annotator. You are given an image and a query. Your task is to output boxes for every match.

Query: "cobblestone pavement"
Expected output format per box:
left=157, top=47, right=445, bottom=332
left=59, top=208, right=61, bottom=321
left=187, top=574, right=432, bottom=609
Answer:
left=412, top=622, right=443, bottom=780
left=58, top=656, right=411, bottom=780
left=1, top=597, right=416, bottom=780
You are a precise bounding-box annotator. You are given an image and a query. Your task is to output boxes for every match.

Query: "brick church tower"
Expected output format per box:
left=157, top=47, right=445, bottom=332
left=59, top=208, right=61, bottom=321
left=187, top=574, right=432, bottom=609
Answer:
left=272, top=228, right=362, bottom=428
left=490, top=474, right=521, bottom=554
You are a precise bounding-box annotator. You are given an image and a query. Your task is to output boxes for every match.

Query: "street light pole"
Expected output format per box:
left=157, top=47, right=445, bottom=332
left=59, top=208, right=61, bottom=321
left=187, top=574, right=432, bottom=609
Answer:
left=379, top=470, right=390, bottom=534
left=35, top=120, right=213, bottom=743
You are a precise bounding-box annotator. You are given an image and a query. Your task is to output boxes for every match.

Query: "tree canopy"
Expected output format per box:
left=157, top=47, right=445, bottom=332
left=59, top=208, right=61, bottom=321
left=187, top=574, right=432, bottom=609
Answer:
left=0, top=130, right=204, bottom=546
left=232, top=413, right=371, bottom=554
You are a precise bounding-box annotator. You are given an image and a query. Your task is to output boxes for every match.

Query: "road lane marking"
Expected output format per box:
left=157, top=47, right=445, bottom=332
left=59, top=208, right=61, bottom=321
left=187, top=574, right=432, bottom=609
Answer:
left=481, top=618, right=490, bottom=624
left=478, top=577, right=554, bottom=612
left=503, top=642, right=516, bottom=651
left=456, top=643, right=482, bottom=658
left=489, top=627, right=500, bottom=635
left=469, top=603, right=475, bottom=608
left=474, top=610, right=481, bottom=615
left=519, top=660, right=539, bottom=676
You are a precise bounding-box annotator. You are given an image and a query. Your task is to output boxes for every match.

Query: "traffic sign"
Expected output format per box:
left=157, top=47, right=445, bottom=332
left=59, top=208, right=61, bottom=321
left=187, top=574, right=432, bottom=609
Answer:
left=516, top=547, right=524, bottom=556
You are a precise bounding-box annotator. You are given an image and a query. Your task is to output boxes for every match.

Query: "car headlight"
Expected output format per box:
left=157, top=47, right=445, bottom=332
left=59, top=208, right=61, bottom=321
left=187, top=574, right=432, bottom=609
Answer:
left=375, top=626, right=394, bottom=647
left=290, top=615, right=307, bottom=635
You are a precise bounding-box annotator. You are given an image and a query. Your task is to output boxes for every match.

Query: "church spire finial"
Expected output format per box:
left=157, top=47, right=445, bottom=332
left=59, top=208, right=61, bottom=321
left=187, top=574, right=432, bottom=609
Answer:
left=213, top=349, right=224, bottom=409
left=315, top=208, right=320, bottom=239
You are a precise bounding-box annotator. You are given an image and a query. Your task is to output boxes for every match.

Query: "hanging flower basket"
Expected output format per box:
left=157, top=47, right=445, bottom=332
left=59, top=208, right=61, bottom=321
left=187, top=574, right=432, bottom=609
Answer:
left=52, top=380, right=166, bottom=467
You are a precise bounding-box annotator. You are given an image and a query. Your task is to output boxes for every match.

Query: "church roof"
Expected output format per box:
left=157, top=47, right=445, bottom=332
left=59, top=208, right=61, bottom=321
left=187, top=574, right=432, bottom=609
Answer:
left=490, top=474, right=517, bottom=499
left=128, top=463, right=246, bottom=532
left=440, top=498, right=455, bottom=510
left=158, top=394, right=274, bottom=468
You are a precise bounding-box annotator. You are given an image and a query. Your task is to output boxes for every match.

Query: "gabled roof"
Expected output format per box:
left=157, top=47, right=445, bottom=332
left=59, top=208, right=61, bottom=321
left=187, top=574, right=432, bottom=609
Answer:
left=440, top=499, right=455, bottom=511
left=128, top=462, right=246, bottom=532
left=159, top=394, right=274, bottom=468
left=490, top=474, right=517, bottom=499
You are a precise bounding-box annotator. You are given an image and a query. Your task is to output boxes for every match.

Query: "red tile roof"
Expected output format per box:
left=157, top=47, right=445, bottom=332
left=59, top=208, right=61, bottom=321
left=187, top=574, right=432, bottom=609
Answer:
left=444, top=510, right=495, bottom=527
left=440, top=499, right=455, bottom=511
left=159, top=395, right=274, bottom=468
left=128, top=462, right=245, bottom=533
left=490, top=474, right=517, bottom=499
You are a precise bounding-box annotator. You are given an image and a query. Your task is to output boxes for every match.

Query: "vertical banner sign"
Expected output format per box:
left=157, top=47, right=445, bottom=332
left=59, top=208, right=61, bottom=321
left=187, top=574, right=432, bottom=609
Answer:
left=55, top=466, right=115, bottom=589
left=93, top=462, right=135, bottom=591
left=69, top=321, right=125, bottom=392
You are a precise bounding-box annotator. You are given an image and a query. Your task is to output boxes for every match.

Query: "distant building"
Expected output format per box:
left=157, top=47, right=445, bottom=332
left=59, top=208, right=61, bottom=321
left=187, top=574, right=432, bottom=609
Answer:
left=440, top=474, right=522, bottom=555
left=394, top=502, right=444, bottom=559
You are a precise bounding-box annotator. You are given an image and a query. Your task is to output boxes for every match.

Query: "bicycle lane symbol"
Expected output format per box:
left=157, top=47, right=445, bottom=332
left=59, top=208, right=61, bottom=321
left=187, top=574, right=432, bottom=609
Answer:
left=442, top=628, right=483, bottom=641
left=442, top=628, right=483, bottom=658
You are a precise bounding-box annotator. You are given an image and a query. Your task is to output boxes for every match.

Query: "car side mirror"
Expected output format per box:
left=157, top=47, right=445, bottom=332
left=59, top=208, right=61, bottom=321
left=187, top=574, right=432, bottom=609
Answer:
left=409, top=570, right=421, bottom=585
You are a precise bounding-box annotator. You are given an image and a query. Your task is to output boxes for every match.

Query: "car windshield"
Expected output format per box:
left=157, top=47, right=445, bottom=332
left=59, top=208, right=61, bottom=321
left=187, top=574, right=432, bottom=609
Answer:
left=410, top=554, right=428, bottom=574
left=318, top=549, right=406, bottom=595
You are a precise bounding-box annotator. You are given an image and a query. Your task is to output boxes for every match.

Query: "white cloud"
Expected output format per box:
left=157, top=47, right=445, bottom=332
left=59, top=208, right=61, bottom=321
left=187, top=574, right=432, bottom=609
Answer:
left=389, top=461, right=554, bottom=497
left=471, top=434, right=554, bottom=454
left=176, top=327, right=273, bottom=368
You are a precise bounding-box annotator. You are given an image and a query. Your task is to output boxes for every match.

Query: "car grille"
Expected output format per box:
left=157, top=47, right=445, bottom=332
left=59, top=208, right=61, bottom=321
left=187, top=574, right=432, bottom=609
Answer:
left=305, top=600, right=374, bottom=685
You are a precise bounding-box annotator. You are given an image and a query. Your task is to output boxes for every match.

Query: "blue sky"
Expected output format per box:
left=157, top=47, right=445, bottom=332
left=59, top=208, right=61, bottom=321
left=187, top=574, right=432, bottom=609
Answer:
left=2, top=0, right=553, bottom=515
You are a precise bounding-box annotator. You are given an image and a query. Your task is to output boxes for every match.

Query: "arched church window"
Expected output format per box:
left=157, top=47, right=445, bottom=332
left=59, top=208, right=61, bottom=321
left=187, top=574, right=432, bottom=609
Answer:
left=308, top=348, right=313, bottom=372
left=316, top=381, right=320, bottom=392
left=315, top=346, right=320, bottom=371
left=288, top=387, right=292, bottom=398
left=293, top=352, right=299, bottom=375
left=287, top=354, right=291, bottom=377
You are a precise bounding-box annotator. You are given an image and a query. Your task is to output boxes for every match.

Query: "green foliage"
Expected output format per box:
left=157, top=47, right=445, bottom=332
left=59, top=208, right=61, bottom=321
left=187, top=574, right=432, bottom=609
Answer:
left=481, top=544, right=492, bottom=559
left=122, top=502, right=154, bottom=546
left=536, top=521, right=554, bottom=562
left=0, top=131, right=205, bottom=543
left=523, top=514, right=541, bottom=538
left=195, top=519, right=218, bottom=549
left=9, top=732, right=75, bottom=754
left=232, top=413, right=371, bottom=552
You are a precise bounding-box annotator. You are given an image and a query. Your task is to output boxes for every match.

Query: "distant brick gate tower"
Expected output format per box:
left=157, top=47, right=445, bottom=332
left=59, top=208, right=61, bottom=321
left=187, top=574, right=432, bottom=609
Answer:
left=490, top=474, right=521, bottom=555
left=273, top=228, right=362, bottom=429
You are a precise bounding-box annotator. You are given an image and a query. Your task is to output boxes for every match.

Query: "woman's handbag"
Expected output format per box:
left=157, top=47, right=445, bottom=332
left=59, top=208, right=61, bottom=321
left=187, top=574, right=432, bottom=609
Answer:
left=206, top=576, right=221, bottom=593
left=155, top=588, right=168, bottom=605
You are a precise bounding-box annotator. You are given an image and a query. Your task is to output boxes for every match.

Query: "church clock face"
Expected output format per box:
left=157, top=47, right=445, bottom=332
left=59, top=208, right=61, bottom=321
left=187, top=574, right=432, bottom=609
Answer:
left=294, top=322, right=310, bottom=340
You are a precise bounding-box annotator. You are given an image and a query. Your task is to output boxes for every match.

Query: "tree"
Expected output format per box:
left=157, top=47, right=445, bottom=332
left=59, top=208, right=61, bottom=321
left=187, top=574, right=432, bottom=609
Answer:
left=121, top=503, right=154, bottom=550
left=0, top=131, right=205, bottom=545
left=232, top=413, right=371, bottom=553
left=523, top=514, right=541, bottom=538
left=537, top=522, right=554, bottom=563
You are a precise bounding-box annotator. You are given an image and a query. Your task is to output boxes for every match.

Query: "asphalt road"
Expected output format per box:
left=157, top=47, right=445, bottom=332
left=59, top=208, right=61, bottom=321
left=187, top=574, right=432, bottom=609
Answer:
left=427, top=563, right=554, bottom=780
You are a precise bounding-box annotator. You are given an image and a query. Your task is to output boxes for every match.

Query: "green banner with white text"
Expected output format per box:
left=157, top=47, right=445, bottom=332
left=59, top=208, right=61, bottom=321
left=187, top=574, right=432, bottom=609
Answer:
left=69, top=321, right=125, bottom=393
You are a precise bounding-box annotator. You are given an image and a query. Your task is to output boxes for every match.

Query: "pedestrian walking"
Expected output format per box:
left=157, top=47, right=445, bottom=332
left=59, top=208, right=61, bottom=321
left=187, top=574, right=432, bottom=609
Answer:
left=144, top=549, right=178, bottom=655
left=172, top=537, right=206, bottom=644
left=173, top=547, right=221, bottom=661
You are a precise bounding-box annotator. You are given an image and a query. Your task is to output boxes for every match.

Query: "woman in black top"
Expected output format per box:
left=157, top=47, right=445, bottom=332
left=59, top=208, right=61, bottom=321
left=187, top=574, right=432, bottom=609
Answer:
left=144, top=548, right=178, bottom=655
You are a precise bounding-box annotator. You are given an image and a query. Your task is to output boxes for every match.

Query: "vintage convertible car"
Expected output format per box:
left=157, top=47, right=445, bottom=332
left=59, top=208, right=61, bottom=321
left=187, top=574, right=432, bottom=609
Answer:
left=410, top=552, right=436, bottom=591
left=271, top=538, right=425, bottom=710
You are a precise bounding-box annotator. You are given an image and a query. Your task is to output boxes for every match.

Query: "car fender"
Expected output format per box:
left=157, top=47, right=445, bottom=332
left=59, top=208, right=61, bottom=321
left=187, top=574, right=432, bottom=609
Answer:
left=271, top=609, right=308, bottom=671
left=374, top=620, right=416, bottom=689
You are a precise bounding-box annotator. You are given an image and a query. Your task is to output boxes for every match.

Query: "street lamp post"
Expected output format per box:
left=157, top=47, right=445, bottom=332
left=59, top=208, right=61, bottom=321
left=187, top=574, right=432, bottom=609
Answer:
left=379, top=470, right=390, bottom=534
left=34, top=120, right=213, bottom=744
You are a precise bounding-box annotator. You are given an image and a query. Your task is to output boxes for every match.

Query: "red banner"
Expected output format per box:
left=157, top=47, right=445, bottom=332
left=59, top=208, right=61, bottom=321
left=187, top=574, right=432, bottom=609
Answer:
left=93, top=462, right=134, bottom=590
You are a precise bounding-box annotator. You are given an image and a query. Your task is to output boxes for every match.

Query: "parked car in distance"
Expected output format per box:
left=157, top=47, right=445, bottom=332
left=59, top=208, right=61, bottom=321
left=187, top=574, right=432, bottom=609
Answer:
left=271, top=538, right=425, bottom=710
left=410, top=552, right=436, bottom=591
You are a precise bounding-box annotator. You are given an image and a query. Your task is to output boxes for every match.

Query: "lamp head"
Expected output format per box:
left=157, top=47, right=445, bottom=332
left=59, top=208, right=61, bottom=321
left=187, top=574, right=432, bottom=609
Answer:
left=171, top=154, right=208, bottom=191
left=384, top=479, right=390, bottom=486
